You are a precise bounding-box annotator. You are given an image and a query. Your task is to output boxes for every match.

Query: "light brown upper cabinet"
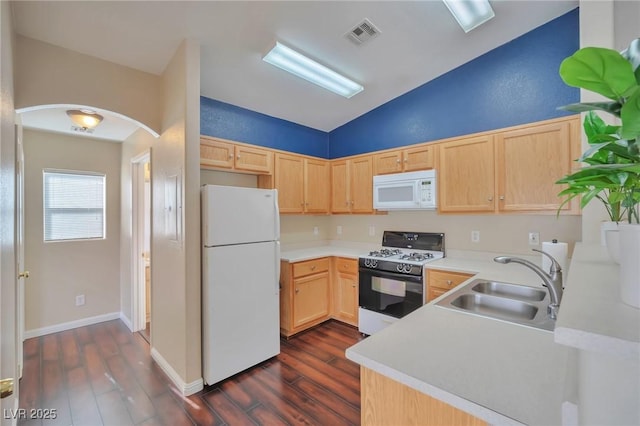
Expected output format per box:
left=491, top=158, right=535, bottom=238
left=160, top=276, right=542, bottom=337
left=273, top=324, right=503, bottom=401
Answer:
left=274, top=153, right=330, bottom=214
left=438, top=116, right=580, bottom=214
left=200, top=136, right=273, bottom=174
left=331, top=156, right=374, bottom=214
left=373, top=145, right=437, bottom=175
left=438, top=135, right=497, bottom=213
left=496, top=120, right=579, bottom=213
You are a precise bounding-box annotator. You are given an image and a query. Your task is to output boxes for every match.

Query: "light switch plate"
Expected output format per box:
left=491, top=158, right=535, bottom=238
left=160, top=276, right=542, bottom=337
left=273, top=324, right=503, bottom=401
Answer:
left=471, top=231, right=480, bottom=243
left=529, top=232, right=540, bottom=245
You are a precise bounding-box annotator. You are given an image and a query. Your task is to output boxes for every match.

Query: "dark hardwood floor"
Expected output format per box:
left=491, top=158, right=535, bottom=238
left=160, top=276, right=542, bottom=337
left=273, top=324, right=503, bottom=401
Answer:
left=19, top=319, right=364, bottom=425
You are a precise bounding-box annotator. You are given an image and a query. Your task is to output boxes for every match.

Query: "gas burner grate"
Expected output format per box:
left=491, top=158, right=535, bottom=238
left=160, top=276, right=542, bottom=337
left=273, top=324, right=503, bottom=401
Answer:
left=369, top=248, right=402, bottom=258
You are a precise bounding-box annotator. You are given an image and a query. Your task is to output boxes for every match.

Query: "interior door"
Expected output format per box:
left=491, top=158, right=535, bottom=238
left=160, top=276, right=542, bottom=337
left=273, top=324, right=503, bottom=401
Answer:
left=16, top=124, right=25, bottom=378
left=1, top=122, right=18, bottom=424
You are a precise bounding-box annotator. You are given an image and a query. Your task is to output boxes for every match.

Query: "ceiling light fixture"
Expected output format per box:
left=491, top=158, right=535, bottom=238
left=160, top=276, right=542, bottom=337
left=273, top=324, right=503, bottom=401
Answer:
left=263, top=42, right=363, bottom=98
left=442, top=0, right=495, bottom=33
left=66, top=109, right=104, bottom=130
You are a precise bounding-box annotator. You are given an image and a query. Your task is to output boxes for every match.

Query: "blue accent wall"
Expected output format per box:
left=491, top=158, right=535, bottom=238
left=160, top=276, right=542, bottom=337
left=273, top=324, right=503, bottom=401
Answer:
left=200, top=97, right=329, bottom=158
left=200, top=8, right=579, bottom=160
left=328, top=8, right=580, bottom=158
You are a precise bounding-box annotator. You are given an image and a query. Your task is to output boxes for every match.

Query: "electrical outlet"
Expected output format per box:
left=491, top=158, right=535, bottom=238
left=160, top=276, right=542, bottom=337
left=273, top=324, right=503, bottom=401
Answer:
left=529, top=232, right=540, bottom=246
left=313, top=226, right=319, bottom=236
left=75, top=294, right=85, bottom=306
left=471, top=231, right=480, bottom=243
left=368, top=226, right=375, bottom=237
left=336, top=225, right=342, bottom=235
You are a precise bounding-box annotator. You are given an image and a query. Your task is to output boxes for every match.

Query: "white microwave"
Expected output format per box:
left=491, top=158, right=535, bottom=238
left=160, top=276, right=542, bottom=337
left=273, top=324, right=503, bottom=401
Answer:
left=373, top=170, right=437, bottom=210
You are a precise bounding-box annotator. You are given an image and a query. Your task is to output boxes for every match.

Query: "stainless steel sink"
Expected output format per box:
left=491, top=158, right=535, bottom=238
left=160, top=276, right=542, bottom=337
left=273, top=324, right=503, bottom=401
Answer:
left=435, top=279, right=555, bottom=331
left=450, top=293, right=539, bottom=321
left=471, top=280, right=546, bottom=302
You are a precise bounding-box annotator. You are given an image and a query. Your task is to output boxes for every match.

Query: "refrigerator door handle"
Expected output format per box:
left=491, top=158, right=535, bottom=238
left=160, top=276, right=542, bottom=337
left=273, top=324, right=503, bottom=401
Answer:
left=273, top=189, right=280, bottom=239
left=275, top=241, right=281, bottom=295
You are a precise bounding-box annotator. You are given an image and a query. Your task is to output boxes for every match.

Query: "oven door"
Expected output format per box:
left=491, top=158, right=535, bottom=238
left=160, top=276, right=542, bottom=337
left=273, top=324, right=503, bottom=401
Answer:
left=359, top=267, right=423, bottom=319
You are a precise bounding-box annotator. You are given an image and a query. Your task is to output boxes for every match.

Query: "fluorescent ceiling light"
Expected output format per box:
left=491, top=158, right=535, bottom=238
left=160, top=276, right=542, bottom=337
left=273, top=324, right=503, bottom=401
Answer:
left=263, top=42, right=363, bottom=98
left=443, top=0, right=495, bottom=33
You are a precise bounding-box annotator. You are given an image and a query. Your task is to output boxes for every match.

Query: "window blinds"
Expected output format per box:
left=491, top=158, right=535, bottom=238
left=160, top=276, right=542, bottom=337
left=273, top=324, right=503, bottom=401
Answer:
left=43, top=171, right=106, bottom=241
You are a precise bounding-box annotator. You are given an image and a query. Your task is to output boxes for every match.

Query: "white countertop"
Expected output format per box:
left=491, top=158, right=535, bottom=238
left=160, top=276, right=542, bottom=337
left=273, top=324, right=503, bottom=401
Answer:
left=555, top=243, right=640, bottom=359
left=344, top=250, right=571, bottom=425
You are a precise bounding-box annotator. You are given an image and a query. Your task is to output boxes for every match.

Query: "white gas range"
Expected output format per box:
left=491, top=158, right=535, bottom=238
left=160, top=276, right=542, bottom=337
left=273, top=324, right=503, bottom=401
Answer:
left=358, top=231, right=445, bottom=335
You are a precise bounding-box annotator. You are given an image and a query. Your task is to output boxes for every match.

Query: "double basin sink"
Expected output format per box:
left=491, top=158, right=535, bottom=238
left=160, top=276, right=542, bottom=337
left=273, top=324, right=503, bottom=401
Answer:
left=435, top=279, right=555, bottom=331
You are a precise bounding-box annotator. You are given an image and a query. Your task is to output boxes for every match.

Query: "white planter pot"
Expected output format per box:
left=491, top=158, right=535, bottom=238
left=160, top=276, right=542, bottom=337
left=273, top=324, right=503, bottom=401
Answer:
left=605, top=230, right=621, bottom=264
left=619, top=223, right=640, bottom=309
left=601, top=221, right=619, bottom=246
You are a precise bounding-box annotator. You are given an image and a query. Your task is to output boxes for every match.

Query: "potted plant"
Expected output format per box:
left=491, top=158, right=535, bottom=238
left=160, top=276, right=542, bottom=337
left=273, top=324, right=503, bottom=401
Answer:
left=555, top=38, right=640, bottom=307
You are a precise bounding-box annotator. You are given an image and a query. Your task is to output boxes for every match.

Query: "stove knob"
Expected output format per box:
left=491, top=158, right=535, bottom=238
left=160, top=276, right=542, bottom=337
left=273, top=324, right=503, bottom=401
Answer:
left=396, top=264, right=403, bottom=273
left=371, top=260, right=378, bottom=268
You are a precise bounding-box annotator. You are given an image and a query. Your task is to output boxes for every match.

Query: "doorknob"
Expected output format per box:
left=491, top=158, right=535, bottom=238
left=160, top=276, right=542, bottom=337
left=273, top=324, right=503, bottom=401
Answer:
left=0, top=378, right=14, bottom=398
left=18, top=271, right=30, bottom=279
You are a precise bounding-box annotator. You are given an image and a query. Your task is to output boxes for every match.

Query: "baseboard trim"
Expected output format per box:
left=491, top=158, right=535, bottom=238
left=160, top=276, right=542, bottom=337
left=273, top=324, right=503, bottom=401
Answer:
left=119, top=312, right=133, bottom=332
left=24, top=312, right=121, bottom=339
left=150, top=347, right=204, bottom=396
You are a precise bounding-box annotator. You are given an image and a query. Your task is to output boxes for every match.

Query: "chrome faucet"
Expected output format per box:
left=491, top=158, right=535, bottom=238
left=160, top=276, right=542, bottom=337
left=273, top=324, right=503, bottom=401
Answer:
left=494, top=249, right=563, bottom=320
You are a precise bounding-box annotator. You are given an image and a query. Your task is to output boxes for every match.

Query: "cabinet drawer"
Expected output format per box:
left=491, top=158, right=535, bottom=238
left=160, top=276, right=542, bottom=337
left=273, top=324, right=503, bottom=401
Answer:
left=293, top=258, right=330, bottom=278
left=428, top=269, right=473, bottom=291
left=335, top=258, right=358, bottom=274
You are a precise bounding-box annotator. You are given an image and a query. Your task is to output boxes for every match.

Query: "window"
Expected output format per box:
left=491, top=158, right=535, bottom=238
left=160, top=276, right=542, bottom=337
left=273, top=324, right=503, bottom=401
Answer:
left=43, top=170, right=106, bottom=242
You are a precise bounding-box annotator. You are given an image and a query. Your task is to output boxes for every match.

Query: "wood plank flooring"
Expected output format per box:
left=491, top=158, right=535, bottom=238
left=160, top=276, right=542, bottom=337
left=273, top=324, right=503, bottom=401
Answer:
left=19, top=319, right=364, bottom=425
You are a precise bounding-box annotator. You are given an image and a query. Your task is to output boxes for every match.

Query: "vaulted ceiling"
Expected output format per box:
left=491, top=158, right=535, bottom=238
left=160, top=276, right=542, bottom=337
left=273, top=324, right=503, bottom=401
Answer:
left=12, top=1, right=578, bottom=138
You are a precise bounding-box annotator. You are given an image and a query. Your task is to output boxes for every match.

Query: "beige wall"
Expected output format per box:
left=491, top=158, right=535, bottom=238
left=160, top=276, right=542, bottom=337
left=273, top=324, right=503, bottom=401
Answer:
left=119, top=128, right=155, bottom=324
left=151, top=39, right=202, bottom=389
left=23, top=129, right=121, bottom=331
left=279, top=212, right=581, bottom=256
left=14, top=36, right=162, bottom=134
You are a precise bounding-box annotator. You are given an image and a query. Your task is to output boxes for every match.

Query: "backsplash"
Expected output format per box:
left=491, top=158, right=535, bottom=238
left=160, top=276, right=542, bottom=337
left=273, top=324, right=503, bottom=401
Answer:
left=281, top=211, right=581, bottom=257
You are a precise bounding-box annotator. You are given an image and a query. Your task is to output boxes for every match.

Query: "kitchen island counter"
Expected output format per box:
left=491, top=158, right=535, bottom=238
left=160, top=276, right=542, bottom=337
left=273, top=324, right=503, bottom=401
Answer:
left=346, top=252, right=572, bottom=425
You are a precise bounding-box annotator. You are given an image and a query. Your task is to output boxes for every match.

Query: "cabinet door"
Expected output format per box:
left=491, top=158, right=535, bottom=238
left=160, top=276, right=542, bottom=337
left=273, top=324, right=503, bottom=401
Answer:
left=275, top=153, right=304, bottom=213
left=350, top=156, right=374, bottom=213
left=373, top=151, right=403, bottom=175
left=496, top=121, right=575, bottom=212
left=200, top=138, right=234, bottom=169
left=235, top=145, right=273, bottom=174
left=427, top=269, right=474, bottom=302
left=293, top=272, right=330, bottom=328
left=439, top=136, right=496, bottom=213
left=335, top=271, right=358, bottom=325
left=304, top=159, right=330, bottom=214
left=403, top=145, right=436, bottom=172
left=331, top=160, right=351, bottom=213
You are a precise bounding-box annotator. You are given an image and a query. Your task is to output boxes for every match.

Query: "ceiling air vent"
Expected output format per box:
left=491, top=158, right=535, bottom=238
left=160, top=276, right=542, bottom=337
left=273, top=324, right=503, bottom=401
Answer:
left=346, top=18, right=381, bottom=45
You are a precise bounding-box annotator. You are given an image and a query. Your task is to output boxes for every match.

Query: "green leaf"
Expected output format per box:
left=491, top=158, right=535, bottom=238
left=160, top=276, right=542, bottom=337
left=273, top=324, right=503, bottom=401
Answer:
left=559, top=47, right=637, bottom=100
left=621, top=89, right=640, bottom=139
left=558, top=102, right=622, bottom=117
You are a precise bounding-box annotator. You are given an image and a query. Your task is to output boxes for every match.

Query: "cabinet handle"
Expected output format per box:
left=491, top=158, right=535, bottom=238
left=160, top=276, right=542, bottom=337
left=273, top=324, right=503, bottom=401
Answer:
left=352, top=284, right=356, bottom=288
left=295, top=288, right=299, bottom=294
left=345, top=201, right=349, bottom=206
left=404, top=158, right=408, bottom=163
left=351, top=201, right=354, bottom=206
left=305, top=202, right=309, bottom=206
left=228, top=154, right=233, bottom=159
left=310, top=265, right=316, bottom=271
left=488, top=196, right=493, bottom=202
left=499, top=195, right=505, bottom=201
left=237, top=155, right=241, bottom=160
left=446, top=280, right=453, bottom=286
left=396, top=159, right=401, bottom=164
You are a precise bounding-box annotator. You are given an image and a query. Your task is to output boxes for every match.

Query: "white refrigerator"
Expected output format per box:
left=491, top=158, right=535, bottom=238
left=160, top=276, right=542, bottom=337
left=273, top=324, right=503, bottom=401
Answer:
left=201, top=184, right=280, bottom=385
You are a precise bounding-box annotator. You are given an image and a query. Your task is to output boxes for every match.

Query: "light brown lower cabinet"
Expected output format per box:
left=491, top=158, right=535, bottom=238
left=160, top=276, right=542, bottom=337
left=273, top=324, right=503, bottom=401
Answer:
left=280, top=256, right=360, bottom=336
left=332, top=257, right=359, bottom=326
left=361, top=367, right=487, bottom=426
left=280, top=258, right=331, bottom=337
left=427, top=269, right=474, bottom=302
